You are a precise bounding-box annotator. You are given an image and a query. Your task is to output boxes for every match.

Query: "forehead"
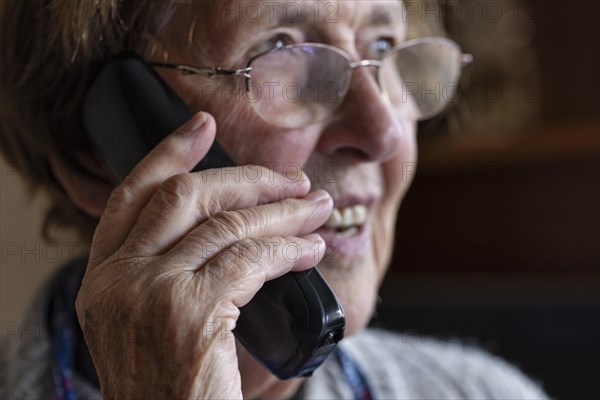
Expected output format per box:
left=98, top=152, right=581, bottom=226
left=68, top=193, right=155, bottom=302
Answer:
left=209, top=0, right=403, bottom=23
left=163, top=0, right=405, bottom=63
left=181, top=0, right=404, bottom=36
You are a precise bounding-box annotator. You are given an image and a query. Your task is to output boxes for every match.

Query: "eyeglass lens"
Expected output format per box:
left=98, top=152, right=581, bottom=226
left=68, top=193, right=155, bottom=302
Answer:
left=247, top=39, right=464, bottom=128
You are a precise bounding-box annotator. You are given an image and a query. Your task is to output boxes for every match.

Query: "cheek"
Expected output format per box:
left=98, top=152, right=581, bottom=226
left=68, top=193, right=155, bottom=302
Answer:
left=192, top=93, right=321, bottom=170
left=160, top=67, right=325, bottom=173
left=164, top=75, right=274, bottom=165
left=384, top=118, right=418, bottom=206
left=373, top=119, right=418, bottom=276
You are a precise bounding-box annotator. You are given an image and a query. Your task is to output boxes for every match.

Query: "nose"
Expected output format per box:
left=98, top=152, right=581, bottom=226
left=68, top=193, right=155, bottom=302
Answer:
left=316, top=65, right=406, bottom=163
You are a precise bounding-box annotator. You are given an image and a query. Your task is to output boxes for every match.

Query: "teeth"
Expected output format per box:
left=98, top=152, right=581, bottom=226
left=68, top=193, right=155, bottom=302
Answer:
left=326, top=208, right=343, bottom=227
left=337, top=226, right=358, bottom=238
left=342, top=207, right=353, bottom=227
left=325, top=205, right=367, bottom=230
left=353, top=205, right=367, bottom=224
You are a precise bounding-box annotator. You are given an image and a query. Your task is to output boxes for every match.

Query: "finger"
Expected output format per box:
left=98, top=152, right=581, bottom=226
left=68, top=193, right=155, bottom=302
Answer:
left=89, top=112, right=216, bottom=266
left=195, top=234, right=327, bottom=312
left=125, top=166, right=310, bottom=255
left=162, top=189, right=333, bottom=264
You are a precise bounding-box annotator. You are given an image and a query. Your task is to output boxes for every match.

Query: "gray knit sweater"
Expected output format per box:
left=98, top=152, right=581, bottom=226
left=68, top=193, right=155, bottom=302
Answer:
left=1, top=320, right=550, bottom=399
left=1, top=285, right=549, bottom=399
left=303, top=329, right=549, bottom=399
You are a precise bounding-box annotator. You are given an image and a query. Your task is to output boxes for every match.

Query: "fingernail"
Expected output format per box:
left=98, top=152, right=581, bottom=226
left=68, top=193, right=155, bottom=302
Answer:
left=303, top=233, right=324, bottom=245
left=305, top=190, right=330, bottom=203
left=302, top=233, right=326, bottom=254
left=180, top=112, right=207, bottom=135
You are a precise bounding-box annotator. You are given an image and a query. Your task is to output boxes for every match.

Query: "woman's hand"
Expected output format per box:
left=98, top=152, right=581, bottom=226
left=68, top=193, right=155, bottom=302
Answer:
left=75, top=112, right=333, bottom=399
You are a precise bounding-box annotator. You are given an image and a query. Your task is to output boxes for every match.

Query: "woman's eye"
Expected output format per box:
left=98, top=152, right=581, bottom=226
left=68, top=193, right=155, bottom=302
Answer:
left=367, top=37, right=395, bottom=59
left=253, top=34, right=293, bottom=55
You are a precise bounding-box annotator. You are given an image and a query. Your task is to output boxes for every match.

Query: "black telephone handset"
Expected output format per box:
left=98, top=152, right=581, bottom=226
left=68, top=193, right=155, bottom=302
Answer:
left=81, top=53, right=345, bottom=379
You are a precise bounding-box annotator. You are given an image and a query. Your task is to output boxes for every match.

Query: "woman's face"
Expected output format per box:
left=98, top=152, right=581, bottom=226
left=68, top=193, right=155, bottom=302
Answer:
left=157, top=0, right=416, bottom=396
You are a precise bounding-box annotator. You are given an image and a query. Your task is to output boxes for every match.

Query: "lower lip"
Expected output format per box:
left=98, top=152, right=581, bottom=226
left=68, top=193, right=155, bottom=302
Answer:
left=314, top=219, right=371, bottom=261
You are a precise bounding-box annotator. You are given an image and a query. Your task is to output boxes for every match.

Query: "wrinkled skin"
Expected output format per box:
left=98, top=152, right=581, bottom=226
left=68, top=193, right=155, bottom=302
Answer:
left=73, top=1, right=417, bottom=398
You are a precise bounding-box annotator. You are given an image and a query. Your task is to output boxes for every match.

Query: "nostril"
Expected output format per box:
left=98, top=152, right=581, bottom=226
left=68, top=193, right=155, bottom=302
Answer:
left=334, top=147, right=370, bottom=162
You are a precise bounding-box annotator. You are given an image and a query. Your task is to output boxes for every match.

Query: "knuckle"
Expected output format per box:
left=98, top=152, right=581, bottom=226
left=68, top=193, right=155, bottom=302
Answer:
left=121, top=234, right=155, bottom=255
left=236, top=238, right=264, bottom=264
left=212, top=210, right=252, bottom=239
left=228, top=238, right=268, bottom=279
left=241, top=207, right=269, bottom=230
left=156, top=173, right=196, bottom=209
left=274, top=197, right=302, bottom=218
left=203, top=238, right=268, bottom=286
left=105, top=183, right=136, bottom=214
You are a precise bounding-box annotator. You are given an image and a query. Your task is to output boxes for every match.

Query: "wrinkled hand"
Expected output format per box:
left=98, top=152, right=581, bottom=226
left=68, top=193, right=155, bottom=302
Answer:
left=75, top=112, right=332, bottom=399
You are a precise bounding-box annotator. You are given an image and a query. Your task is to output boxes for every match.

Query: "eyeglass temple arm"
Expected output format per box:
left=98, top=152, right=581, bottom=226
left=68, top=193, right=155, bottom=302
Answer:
left=150, top=63, right=252, bottom=79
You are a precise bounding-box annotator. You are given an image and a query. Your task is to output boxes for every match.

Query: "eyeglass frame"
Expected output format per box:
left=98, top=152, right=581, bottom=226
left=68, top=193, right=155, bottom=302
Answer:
left=151, top=36, right=473, bottom=116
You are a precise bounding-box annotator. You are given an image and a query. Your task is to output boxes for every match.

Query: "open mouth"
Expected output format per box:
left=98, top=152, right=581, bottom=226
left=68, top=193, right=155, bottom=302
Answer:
left=324, top=205, right=367, bottom=237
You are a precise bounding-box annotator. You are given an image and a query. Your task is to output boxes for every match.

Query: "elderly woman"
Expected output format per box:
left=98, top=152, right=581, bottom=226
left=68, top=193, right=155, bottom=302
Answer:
left=1, top=1, right=548, bottom=399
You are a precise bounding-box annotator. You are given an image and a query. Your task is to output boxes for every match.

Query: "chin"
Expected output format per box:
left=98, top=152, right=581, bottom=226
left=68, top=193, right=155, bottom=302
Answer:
left=238, top=253, right=381, bottom=399
left=337, top=288, right=378, bottom=336
left=317, top=252, right=380, bottom=336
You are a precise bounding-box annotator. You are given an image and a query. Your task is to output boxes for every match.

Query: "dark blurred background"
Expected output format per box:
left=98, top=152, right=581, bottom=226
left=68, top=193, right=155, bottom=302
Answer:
left=379, top=1, right=600, bottom=399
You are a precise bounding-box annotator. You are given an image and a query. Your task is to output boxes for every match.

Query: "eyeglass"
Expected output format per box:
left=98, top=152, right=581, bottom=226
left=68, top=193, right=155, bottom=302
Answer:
left=152, top=37, right=473, bottom=128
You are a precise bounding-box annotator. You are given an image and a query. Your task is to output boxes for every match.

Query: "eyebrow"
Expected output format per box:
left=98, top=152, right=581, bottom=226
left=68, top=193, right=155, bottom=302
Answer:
left=369, top=5, right=402, bottom=26
left=272, top=10, right=310, bottom=27
left=271, top=3, right=403, bottom=28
